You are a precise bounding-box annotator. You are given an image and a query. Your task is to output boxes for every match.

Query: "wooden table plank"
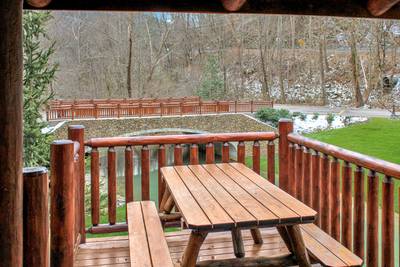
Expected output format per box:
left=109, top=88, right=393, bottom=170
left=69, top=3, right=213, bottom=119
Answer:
left=229, top=163, right=316, bottom=221
left=216, top=163, right=300, bottom=223
left=188, top=165, right=256, bottom=227
left=174, top=166, right=233, bottom=228
left=127, top=202, right=152, bottom=267
left=202, top=164, right=279, bottom=226
left=141, top=201, right=174, bottom=267
left=161, top=166, right=211, bottom=229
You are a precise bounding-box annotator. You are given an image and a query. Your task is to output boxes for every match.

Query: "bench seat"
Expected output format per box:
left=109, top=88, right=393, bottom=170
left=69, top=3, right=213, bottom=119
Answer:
left=127, top=201, right=174, bottom=267
left=301, top=223, right=363, bottom=267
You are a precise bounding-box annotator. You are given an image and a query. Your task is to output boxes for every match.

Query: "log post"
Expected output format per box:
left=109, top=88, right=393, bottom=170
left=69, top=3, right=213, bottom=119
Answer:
left=0, top=1, right=23, bottom=266
left=278, top=119, right=293, bottom=192
left=68, top=125, right=86, bottom=243
left=23, top=167, right=49, bottom=267
left=50, top=140, right=75, bottom=267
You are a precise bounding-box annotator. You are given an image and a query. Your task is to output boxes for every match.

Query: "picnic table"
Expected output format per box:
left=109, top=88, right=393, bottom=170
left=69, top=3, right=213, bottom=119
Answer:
left=160, top=163, right=317, bottom=267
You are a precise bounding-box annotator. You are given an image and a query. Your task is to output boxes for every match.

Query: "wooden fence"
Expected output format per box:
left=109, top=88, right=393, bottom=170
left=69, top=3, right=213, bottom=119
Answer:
left=46, top=98, right=274, bottom=121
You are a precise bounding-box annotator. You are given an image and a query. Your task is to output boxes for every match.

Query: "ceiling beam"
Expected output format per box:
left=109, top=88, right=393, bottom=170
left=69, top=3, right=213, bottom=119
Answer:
left=368, top=0, right=400, bottom=16
left=23, top=0, right=400, bottom=19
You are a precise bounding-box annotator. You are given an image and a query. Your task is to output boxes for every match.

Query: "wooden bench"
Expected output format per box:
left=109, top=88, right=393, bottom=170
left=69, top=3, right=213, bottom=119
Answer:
left=127, top=201, right=174, bottom=267
left=300, top=223, right=363, bottom=267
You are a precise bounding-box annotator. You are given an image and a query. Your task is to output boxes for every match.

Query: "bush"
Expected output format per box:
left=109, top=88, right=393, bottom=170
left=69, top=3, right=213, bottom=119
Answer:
left=256, top=108, right=292, bottom=127
left=292, top=112, right=302, bottom=117
left=326, top=113, right=335, bottom=126
left=299, top=113, right=307, bottom=121
left=312, top=113, right=319, bottom=120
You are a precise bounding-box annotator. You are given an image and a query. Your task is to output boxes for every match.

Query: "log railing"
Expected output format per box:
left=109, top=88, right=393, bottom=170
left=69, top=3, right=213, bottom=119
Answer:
left=277, top=120, right=400, bottom=267
left=46, top=99, right=273, bottom=121
left=84, top=131, right=278, bottom=234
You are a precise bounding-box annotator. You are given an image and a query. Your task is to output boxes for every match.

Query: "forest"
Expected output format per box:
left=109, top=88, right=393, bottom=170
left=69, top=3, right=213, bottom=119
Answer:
left=47, top=12, right=400, bottom=109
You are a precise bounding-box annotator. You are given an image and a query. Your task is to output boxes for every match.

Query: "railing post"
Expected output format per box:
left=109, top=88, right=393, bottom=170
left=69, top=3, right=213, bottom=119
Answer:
left=68, top=125, right=86, bottom=243
left=50, top=140, right=75, bottom=267
left=23, top=167, right=49, bottom=267
left=278, top=119, right=293, bottom=192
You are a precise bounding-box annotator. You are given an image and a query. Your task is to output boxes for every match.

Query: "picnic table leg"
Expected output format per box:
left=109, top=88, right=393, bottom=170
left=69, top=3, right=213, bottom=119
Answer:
left=286, top=225, right=311, bottom=267
left=250, top=228, right=263, bottom=244
left=160, top=189, right=175, bottom=214
left=181, top=230, right=208, bottom=267
left=276, top=226, right=294, bottom=253
left=231, top=228, right=245, bottom=258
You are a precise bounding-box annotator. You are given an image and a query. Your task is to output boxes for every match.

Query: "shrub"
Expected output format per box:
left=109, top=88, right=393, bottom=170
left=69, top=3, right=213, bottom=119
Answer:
left=292, top=112, right=302, bottom=117
left=326, top=113, right=335, bottom=126
left=299, top=113, right=307, bottom=121
left=256, top=108, right=292, bottom=127
left=312, top=113, right=319, bottom=120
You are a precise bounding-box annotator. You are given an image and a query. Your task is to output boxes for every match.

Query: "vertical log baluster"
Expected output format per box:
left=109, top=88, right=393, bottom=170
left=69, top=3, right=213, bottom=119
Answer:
left=205, top=142, right=214, bottom=164
left=174, top=144, right=183, bottom=166
left=341, top=161, right=352, bottom=249
left=294, top=145, right=303, bottom=200
left=278, top=119, right=293, bottom=193
left=90, top=147, right=100, bottom=226
left=141, top=145, right=150, bottom=200
left=330, top=157, right=340, bottom=241
left=353, top=166, right=364, bottom=259
left=125, top=146, right=134, bottom=204
left=320, top=153, right=330, bottom=233
left=108, top=147, right=117, bottom=225
left=288, top=143, right=295, bottom=196
left=237, top=141, right=245, bottom=164
left=190, top=143, right=199, bottom=165
left=158, top=144, right=166, bottom=208
left=381, top=175, right=394, bottom=267
left=267, top=141, right=275, bottom=184
left=311, top=151, right=320, bottom=226
left=222, top=142, right=230, bottom=163
left=367, top=170, right=379, bottom=267
left=252, top=140, right=260, bottom=174
left=302, top=147, right=311, bottom=206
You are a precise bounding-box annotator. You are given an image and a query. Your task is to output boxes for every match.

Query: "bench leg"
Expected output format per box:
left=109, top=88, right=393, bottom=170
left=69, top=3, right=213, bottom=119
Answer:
left=286, top=225, right=311, bottom=267
left=231, top=228, right=245, bottom=258
left=250, top=228, right=263, bottom=244
left=160, top=190, right=175, bottom=214
left=277, top=226, right=294, bottom=253
left=181, top=230, right=208, bottom=267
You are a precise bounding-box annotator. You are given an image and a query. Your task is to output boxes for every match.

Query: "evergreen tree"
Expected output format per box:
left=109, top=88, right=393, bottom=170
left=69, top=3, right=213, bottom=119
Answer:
left=197, top=56, right=224, bottom=100
left=23, top=11, right=58, bottom=167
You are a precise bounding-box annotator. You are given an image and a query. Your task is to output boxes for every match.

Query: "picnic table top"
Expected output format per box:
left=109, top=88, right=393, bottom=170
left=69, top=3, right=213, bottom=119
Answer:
left=161, top=163, right=317, bottom=230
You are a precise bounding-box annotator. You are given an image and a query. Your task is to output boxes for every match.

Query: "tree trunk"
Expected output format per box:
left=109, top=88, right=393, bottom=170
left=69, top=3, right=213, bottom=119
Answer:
left=319, top=21, right=327, bottom=105
left=258, top=18, right=270, bottom=101
left=350, top=29, right=364, bottom=107
left=277, top=16, right=286, bottom=103
left=127, top=25, right=133, bottom=98
left=0, top=1, right=23, bottom=266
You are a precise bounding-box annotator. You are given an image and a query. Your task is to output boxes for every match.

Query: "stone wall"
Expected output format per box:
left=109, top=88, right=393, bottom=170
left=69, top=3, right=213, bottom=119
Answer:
left=53, top=113, right=276, bottom=140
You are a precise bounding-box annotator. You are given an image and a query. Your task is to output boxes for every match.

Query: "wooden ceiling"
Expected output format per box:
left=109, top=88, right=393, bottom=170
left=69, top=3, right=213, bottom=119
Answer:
left=24, top=0, right=400, bottom=19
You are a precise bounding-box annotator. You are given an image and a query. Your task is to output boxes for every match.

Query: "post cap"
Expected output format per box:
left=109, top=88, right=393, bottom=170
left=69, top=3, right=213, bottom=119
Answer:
left=23, top=167, right=48, bottom=177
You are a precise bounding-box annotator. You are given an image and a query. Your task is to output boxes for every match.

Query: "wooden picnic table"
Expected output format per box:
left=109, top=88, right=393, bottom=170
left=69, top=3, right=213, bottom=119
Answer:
left=160, top=163, right=317, bottom=267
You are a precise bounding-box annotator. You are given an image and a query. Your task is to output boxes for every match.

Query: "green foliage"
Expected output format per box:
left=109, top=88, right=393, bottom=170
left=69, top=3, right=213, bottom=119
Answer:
left=292, top=112, right=306, bottom=121
left=326, top=113, right=335, bottom=126
left=197, top=56, right=224, bottom=100
left=23, top=11, right=58, bottom=167
left=255, top=108, right=292, bottom=127
left=312, top=113, right=320, bottom=120
left=292, top=112, right=302, bottom=117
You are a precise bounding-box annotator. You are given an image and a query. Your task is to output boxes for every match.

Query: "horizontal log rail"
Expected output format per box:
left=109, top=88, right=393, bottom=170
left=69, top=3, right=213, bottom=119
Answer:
left=85, top=131, right=278, bottom=234
left=46, top=99, right=273, bottom=121
left=287, top=133, right=400, bottom=179
left=280, top=121, right=399, bottom=267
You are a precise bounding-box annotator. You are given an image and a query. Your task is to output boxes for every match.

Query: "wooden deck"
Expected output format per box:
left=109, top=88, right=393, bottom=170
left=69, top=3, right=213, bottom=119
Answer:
left=74, top=228, right=291, bottom=267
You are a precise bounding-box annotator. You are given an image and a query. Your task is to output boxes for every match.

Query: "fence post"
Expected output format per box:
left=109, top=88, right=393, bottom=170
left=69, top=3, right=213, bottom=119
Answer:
left=23, top=167, right=49, bottom=267
left=71, top=104, right=75, bottom=120
left=251, top=100, right=254, bottom=113
left=68, top=125, right=86, bottom=244
left=50, top=140, right=75, bottom=267
left=278, top=119, right=293, bottom=192
left=117, top=104, right=121, bottom=118
left=235, top=101, right=237, bottom=113
left=216, top=101, right=220, bottom=114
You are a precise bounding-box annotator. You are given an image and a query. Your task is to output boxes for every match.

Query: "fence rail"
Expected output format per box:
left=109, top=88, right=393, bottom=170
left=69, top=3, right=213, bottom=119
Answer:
left=46, top=98, right=274, bottom=121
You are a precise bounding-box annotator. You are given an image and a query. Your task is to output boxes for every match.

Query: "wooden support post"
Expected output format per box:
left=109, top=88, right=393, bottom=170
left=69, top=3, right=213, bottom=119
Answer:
left=278, top=119, right=293, bottom=192
left=231, top=228, right=245, bottom=258
left=68, top=125, right=86, bottom=243
left=286, top=225, right=311, bottom=267
left=181, top=231, right=208, bottom=267
left=50, top=140, right=75, bottom=267
left=23, top=167, right=49, bottom=267
left=0, top=1, right=23, bottom=266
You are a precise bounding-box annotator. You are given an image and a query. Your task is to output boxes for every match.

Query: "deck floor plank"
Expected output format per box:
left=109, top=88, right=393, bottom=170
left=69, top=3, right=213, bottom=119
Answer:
left=74, top=228, right=289, bottom=266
